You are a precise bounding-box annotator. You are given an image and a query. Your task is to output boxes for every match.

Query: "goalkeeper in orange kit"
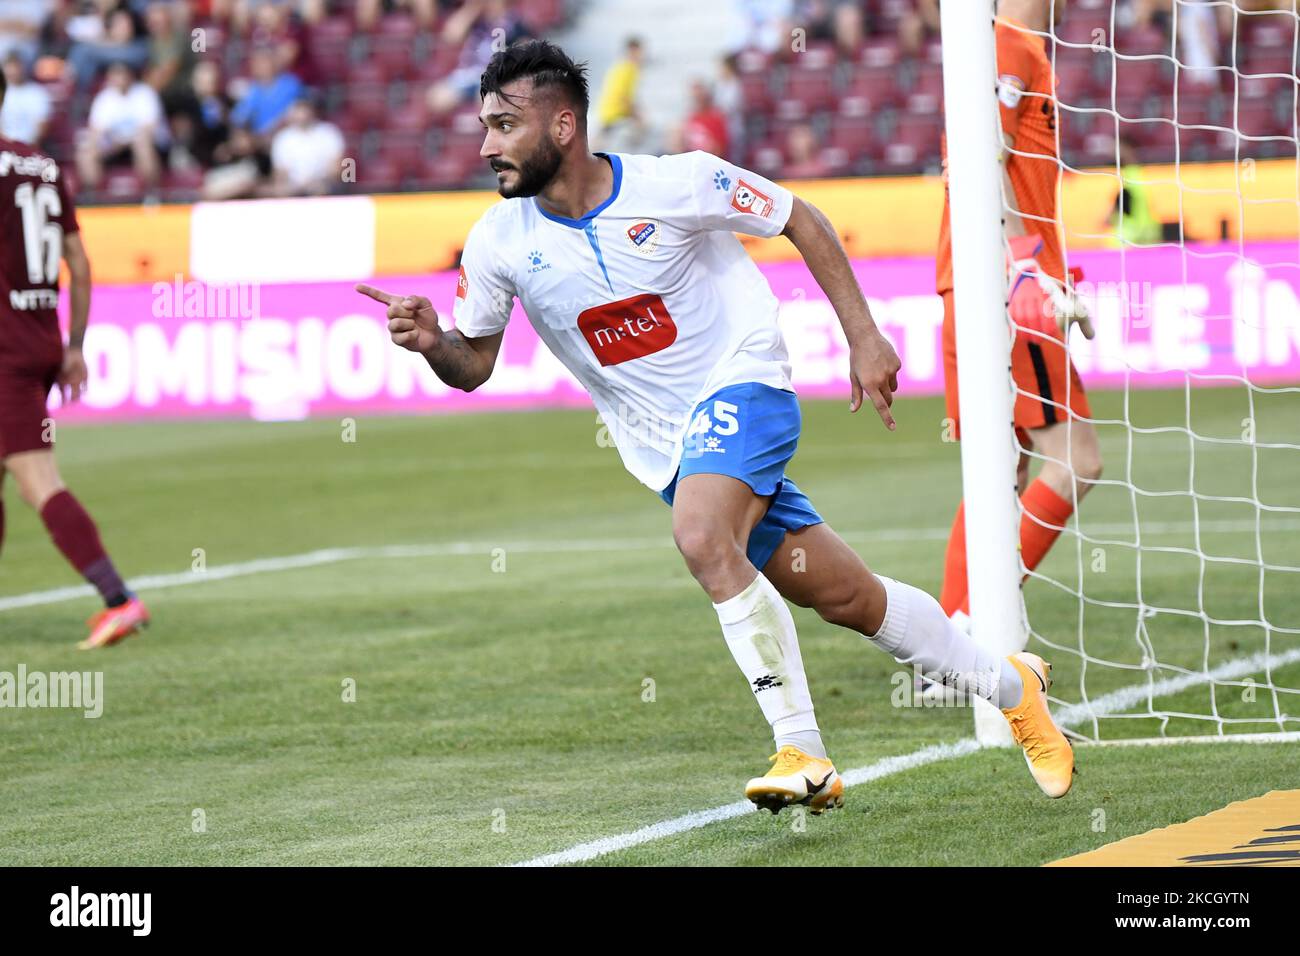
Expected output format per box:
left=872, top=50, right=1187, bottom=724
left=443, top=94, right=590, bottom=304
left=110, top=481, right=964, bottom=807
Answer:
left=935, top=0, right=1103, bottom=623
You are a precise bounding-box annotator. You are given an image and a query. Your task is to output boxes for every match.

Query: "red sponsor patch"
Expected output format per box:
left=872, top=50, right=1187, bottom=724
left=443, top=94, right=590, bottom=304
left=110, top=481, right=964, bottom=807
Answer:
left=577, top=293, right=677, bottom=367
left=730, top=179, right=774, bottom=218
left=455, top=265, right=469, bottom=300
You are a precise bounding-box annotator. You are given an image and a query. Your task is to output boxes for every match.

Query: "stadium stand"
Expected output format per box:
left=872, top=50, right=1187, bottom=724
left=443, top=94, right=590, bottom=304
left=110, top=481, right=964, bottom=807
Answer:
left=0, top=0, right=1293, bottom=204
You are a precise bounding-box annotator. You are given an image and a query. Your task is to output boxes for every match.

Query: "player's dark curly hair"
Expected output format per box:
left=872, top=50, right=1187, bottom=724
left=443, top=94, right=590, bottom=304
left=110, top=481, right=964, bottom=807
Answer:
left=479, top=39, right=590, bottom=129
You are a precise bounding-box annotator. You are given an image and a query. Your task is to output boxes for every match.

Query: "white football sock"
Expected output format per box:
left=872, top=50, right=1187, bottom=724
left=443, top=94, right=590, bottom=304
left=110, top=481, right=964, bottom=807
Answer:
left=713, top=572, right=827, bottom=759
left=869, top=575, right=1023, bottom=709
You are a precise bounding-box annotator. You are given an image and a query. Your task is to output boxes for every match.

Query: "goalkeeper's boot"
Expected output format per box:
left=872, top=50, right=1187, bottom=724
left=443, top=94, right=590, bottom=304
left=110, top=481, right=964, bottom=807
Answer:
left=1001, top=652, right=1074, bottom=798
left=745, top=745, right=844, bottom=815
left=80, top=595, right=150, bottom=650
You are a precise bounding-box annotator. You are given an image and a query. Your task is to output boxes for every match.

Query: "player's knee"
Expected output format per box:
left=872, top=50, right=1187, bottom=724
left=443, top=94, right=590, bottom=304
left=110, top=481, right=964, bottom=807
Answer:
left=1075, top=449, right=1103, bottom=485
left=672, top=521, right=735, bottom=572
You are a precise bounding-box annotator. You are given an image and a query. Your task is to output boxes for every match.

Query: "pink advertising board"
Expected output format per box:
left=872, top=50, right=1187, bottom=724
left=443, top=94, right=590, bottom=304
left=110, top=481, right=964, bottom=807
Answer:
left=51, top=241, right=1300, bottom=423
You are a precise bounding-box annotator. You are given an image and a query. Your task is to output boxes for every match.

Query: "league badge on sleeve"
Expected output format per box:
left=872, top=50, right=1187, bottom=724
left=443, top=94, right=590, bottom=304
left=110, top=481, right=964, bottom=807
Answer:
left=730, top=180, right=774, bottom=218
left=456, top=265, right=469, bottom=299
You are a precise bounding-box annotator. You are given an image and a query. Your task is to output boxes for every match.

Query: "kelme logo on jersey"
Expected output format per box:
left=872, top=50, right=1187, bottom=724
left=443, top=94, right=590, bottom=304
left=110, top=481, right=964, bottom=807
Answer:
left=577, top=293, right=677, bottom=367
left=625, top=220, right=660, bottom=255
left=526, top=249, right=552, bottom=273
left=730, top=179, right=773, bottom=218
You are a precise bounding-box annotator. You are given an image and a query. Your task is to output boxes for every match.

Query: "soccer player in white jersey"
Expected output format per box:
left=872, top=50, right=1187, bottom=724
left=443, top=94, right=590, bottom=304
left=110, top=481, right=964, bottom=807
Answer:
left=357, top=40, right=1076, bottom=810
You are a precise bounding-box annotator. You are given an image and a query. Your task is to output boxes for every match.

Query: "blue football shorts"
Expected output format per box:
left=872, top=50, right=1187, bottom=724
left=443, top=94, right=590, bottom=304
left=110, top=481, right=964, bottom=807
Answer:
left=657, top=381, right=825, bottom=571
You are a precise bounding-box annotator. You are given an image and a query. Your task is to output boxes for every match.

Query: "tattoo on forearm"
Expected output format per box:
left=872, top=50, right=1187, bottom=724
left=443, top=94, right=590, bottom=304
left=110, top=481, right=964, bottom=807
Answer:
left=425, top=329, right=482, bottom=391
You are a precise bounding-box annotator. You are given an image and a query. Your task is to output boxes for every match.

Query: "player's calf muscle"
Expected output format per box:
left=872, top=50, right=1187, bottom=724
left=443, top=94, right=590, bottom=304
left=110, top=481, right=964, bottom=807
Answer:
left=765, top=526, right=886, bottom=634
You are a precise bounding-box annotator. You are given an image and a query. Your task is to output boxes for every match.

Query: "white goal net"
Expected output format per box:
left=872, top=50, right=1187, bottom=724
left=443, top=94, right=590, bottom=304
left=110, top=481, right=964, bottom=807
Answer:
left=946, top=0, right=1300, bottom=744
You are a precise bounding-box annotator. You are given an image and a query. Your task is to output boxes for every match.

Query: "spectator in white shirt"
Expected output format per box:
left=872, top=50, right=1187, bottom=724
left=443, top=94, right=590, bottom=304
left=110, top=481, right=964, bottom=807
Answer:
left=269, top=95, right=344, bottom=196
left=0, top=51, right=50, bottom=144
left=77, top=60, right=166, bottom=192
left=0, top=0, right=50, bottom=66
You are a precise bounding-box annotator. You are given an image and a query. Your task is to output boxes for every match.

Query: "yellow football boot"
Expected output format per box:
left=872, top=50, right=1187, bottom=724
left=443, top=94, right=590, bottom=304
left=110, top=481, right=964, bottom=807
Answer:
left=1001, top=652, right=1075, bottom=798
left=745, top=745, right=844, bottom=815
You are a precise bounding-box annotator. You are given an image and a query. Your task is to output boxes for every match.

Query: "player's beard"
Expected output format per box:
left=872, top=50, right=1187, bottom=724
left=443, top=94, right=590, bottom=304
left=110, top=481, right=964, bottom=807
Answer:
left=493, top=136, right=563, bottom=199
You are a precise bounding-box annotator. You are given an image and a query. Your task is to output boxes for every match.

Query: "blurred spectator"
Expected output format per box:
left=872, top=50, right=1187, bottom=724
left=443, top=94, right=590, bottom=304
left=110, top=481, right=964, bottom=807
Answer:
left=201, top=125, right=267, bottom=199
left=1174, top=0, right=1221, bottom=86
left=783, top=122, right=828, bottom=178
left=34, top=0, right=76, bottom=80
left=229, top=44, right=301, bottom=137
left=144, top=1, right=196, bottom=113
left=77, top=60, right=166, bottom=192
left=426, top=0, right=530, bottom=118
left=0, top=50, right=52, bottom=143
left=1109, top=136, right=1162, bottom=246
left=0, top=0, right=50, bottom=66
left=713, top=53, right=744, bottom=156
left=674, top=79, right=730, bottom=157
left=793, top=0, right=863, bottom=57
left=726, top=0, right=793, bottom=56
left=169, top=58, right=229, bottom=168
left=898, top=0, right=939, bottom=59
left=232, top=0, right=325, bottom=34
left=68, top=0, right=148, bottom=93
left=356, top=0, right=436, bottom=30
left=596, top=36, right=646, bottom=152
left=246, top=1, right=317, bottom=85
left=269, top=94, right=342, bottom=195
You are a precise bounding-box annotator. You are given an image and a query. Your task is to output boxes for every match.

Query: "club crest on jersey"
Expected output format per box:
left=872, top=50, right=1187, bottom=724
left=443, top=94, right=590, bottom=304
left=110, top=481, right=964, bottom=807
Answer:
left=625, top=220, right=660, bottom=255
left=730, top=179, right=773, bottom=218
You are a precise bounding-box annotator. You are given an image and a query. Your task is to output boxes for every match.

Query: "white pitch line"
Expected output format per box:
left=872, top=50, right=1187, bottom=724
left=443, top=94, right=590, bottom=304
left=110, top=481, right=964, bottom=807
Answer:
left=512, top=739, right=983, bottom=868
left=1054, top=646, right=1300, bottom=731
left=510, top=649, right=1300, bottom=867
left=5, top=517, right=1299, bottom=612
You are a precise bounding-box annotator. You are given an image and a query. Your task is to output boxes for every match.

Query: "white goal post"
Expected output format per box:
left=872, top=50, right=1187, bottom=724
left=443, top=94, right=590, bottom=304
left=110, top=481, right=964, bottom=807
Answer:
left=939, top=0, right=1026, bottom=746
left=939, top=0, right=1300, bottom=746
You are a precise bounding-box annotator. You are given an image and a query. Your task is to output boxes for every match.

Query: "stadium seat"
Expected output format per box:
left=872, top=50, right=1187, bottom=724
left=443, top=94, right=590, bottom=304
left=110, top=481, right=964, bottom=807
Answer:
left=781, top=67, right=837, bottom=115
left=1114, top=25, right=1167, bottom=57
left=905, top=64, right=944, bottom=115
left=1235, top=99, right=1287, bottom=140
left=419, top=155, right=470, bottom=190
left=345, top=83, right=390, bottom=127
left=842, top=65, right=903, bottom=110
left=738, top=73, right=774, bottom=114
left=381, top=129, right=431, bottom=178
left=102, top=171, right=145, bottom=203
left=829, top=116, right=876, bottom=157
left=357, top=156, right=401, bottom=191
left=858, top=37, right=900, bottom=70
left=308, top=17, right=357, bottom=83
left=364, top=32, right=419, bottom=83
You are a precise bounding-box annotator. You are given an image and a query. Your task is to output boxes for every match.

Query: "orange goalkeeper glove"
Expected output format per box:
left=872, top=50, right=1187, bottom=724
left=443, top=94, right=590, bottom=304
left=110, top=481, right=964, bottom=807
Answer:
left=1007, top=234, right=1095, bottom=341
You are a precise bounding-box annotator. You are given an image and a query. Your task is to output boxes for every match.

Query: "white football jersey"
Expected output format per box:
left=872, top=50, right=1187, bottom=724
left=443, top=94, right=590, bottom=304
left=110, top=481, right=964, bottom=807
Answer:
left=452, top=150, right=796, bottom=491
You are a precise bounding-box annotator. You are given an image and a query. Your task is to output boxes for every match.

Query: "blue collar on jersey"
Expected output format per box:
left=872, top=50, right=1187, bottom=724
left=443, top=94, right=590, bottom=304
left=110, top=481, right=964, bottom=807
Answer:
left=533, top=153, right=622, bottom=228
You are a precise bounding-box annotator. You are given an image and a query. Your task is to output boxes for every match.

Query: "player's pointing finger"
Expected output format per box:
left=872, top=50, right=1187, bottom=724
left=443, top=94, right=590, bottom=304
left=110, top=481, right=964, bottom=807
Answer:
left=355, top=283, right=397, bottom=305
left=869, top=387, right=897, bottom=431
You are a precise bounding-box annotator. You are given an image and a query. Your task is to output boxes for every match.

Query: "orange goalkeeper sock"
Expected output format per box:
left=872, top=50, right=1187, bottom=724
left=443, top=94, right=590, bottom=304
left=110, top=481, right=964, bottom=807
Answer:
left=1019, top=479, right=1075, bottom=575
left=956, top=479, right=1075, bottom=616
left=939, top=502, right=968, bottom=617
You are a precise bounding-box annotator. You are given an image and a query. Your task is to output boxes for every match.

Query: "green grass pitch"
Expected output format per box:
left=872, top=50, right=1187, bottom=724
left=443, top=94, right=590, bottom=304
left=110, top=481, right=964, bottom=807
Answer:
left=1, top=388, right=1297, bottom=866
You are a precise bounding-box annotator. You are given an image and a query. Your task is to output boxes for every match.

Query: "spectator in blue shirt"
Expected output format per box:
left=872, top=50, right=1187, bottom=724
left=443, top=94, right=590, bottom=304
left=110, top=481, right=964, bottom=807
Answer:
left=229, top=45, right=301, bottom=138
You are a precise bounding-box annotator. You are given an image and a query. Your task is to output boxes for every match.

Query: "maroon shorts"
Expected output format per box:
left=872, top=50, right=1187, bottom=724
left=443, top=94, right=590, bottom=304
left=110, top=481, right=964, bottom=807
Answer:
left=0, top=363, right=59, bottom=458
